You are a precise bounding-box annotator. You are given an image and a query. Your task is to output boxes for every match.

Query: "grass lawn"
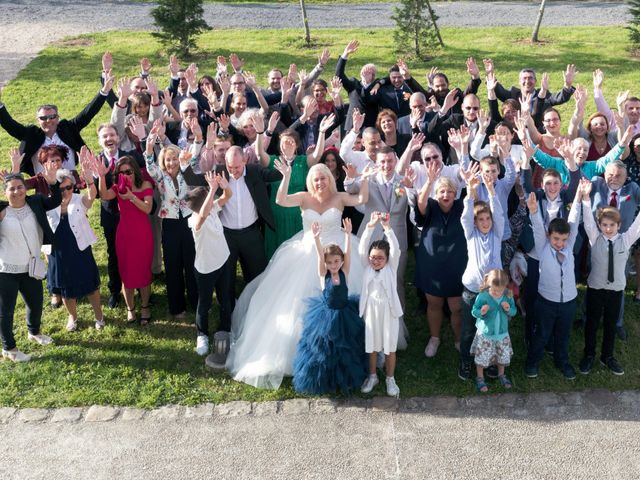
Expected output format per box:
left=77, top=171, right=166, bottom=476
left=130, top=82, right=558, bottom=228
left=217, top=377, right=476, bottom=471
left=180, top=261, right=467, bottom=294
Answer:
left=0, top=27, right=639, bottom=408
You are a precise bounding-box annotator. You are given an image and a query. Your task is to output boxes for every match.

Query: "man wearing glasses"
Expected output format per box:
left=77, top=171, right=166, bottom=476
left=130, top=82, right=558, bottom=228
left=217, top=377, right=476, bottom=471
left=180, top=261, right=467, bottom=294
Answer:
left=0, top=75, right=114, bottom=176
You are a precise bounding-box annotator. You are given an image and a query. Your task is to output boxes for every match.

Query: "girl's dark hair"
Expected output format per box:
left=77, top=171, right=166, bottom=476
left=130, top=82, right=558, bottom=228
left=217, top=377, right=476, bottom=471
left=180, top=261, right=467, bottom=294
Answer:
left=368, top=239, right=390, bottom=258
left=185, top=186, right=208, bottom=212
left=319, top=148, right=346, bottom=182
left=116, top=156, right=144, bottom=188
left=198, top=75, right=222, bottom=96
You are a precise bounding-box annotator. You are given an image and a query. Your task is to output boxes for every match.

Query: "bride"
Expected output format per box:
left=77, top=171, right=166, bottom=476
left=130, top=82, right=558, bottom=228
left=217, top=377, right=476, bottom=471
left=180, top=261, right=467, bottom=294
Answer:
left=226, top=161, right=374, bottom=389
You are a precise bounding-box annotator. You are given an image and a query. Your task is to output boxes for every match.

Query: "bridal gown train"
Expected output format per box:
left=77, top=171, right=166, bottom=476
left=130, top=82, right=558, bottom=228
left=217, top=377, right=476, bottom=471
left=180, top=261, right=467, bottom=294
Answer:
left=226, top=207, right=408, bottom=390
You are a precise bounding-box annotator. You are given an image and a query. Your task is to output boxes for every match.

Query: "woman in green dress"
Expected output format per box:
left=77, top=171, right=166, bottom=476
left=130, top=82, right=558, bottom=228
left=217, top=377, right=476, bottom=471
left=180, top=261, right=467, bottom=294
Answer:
left=256, top=114, right=335, bottom=258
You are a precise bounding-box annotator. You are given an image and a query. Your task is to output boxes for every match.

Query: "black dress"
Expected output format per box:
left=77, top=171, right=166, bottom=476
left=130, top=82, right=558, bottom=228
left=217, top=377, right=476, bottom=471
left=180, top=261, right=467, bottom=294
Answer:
left=415, top=198, right=467, bottom=297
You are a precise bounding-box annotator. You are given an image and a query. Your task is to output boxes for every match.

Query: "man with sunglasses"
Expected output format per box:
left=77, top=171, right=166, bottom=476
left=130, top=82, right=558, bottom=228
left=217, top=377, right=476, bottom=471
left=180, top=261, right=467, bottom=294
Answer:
left=0, top=75, right=113, bottom=176
left=428, top=93, right=496, bottom=163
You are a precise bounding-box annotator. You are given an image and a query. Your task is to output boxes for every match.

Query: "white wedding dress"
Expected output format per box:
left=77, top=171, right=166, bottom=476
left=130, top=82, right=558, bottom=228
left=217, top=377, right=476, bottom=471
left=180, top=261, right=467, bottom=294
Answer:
left=226, top=208, right=365, bottom=389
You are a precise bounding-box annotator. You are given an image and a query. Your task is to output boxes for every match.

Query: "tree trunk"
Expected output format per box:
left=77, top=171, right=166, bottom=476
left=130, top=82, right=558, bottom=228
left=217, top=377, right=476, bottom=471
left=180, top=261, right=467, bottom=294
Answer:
left=299, top=0, right=311, bottom=46
left=531, top=0, right=547, bottom=43
left=425, top=0, right=444, bottom=47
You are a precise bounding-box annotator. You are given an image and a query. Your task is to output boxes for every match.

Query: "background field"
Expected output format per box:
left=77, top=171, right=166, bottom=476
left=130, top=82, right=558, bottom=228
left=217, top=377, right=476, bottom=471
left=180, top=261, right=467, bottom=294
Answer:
left=0, top=26, right=638, bottom=408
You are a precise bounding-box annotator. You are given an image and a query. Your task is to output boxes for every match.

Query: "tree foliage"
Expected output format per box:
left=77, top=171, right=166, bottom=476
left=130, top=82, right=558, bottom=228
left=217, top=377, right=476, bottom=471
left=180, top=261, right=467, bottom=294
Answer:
left=628, top=0, right=640, bottom=49
left=391, top=0, right=444, bottom=60
left=151, top=0, right=210, bottom=57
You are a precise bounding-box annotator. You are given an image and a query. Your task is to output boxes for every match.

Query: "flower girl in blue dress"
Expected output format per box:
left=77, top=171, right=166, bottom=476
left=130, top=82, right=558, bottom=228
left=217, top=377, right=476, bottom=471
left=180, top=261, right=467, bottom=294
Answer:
left=293, top=218, right=368, bottom=395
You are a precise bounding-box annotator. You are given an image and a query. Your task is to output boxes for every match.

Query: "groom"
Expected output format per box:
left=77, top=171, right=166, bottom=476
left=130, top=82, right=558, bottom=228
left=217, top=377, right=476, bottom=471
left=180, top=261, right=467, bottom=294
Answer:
left=345, top=145, right=413, bottom=309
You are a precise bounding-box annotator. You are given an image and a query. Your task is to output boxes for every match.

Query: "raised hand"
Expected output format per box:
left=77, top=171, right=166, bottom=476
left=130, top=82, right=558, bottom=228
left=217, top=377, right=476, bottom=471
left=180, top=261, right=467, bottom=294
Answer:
left=408, top=132, right=425, bottom=152
left=540, top=72, right=550, bottom=95
left=163, top=88, right=174, bottom=108
left=458, top=124, right=471, bottom=145
left=218, top=114, right=231, bottom=132
left=397, top=58, right=411, bottom=79
left=343, top=40, right=360, bottom=58
left=102, top=72, right=115, bottom=93
left=169, top=55, right=180, bottom=77
left=311, top=221, right=322, bottom=237
left=178, top=149, right=193, bottom=168
left=117, top=78, right=133, bottom=101
left=216, top=55, right=227, bottom=75
left=466, top=57, right=480, bottom=79
left=253, top=111, right=265, bottom=133
left=184, top=63, right=198, bottom=90
left=216, top=170, right=229, bottom=190
left=297, top=69, right=309, bottom=87
left=426, top=66, right=439, bottom=89
left=205, top=123, right=218, bottom=149
left=204, top=170, right=219, bottom=191
left=330, top=76, right=343, bottom=97
left=477, top=108, right=490, bottom=132
left=140, top=57, right=152, bottom=74
left=352, top=108, right=365, bottom=132
left=273, top=159, right=292, bottom=177
left=342, top=217, right=352, bottom=235
left=441, top=88, right=459, bottom=114
left=513, top=111, right=528, bottom=142
left=264, top=110, right=279, bottom=132
left=8, top=147, right=23, bottom=173
left=218, top=74, right=231, bottom=95
left=189, top=117, right=203, bottom=141
left=447, top=128, right=462, bottom=152
left=401, top=166, right=416, bottom=188
left=427, top=95, right=440, bottom=113
left=319, top=113, right=336, bottom=133
left=482, top=58, right=494, bottom=75
left=485, top=72, right=497, bottom=91
left=520, top=137, right=537, bottom=165
left=617, top=90, right=630, bottom=111
left=360, top=64, right=376, bottom=85
left=128, top=116, right=147, bottom=141
left=102, top=51, right=113, bottom=72
left=593, top=68, right=604, bottom=90
left=342, top=162, right=359, bottom=180
left=287, top=63, right=298, bottom=82
left=573, top=85, right=588, bottom=112
left=526, top=192, right=538, bottom=213
left=229, top=53, right=244, bottom=72
left=360, top=164, right=377, bottom=180
left=42, top=159, right=58, bottom=185
left=520, top=92, right=533, bottom=112
left=579, top=177, right=592, bottom=198
left=426, top=156, right=441, bottom=183
left=302, top=97, right=318, bottom=119
left=563, top=64, right=578, bottom=88
left=145, top=76, right=159, bottom=98
left=318, top=48, right=330, bottom=66
left=620, top=124, right=635, bottom=147
left=243, top=71, right=257, bottom=90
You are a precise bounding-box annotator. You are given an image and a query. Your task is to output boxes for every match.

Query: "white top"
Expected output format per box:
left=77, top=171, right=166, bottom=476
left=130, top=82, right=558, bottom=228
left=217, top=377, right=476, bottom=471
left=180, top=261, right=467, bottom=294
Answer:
left=46, top=193, right=97, bottom=252
left=32, top=133, right=75, bottom=174
left=0, top=205, right=43, bottom=273
left=339, top=130, right=376, bottom=174
left=219, top=169, right=258, bottom=230
left=189, top=202, right=230, bottom=274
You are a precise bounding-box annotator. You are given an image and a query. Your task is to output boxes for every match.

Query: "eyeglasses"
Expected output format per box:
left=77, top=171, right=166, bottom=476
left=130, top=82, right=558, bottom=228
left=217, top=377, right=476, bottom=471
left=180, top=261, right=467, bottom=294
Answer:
left=182, top=108, right=197, bottom=114
left=60, top=185, right=74, bottom=191
left=231, top=82, right=245, bottom=86
left=463, top=106, right=480, bottom=111
left=38, top=114, right=58, bottom=121
left=543, top=118, right=560, bottom=124
left=118, top=169, right=133, bottom=175
left=368, top=255, right=387, bottom=261
left=423, top=155, right=440, bottom=161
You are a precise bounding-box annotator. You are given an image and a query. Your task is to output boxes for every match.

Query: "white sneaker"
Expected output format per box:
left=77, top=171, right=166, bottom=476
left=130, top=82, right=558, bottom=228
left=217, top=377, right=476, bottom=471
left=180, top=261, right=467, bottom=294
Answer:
left=28, top=333, right=53, bottom=345
left=386, top=376, right=400, bottom=398
left=66, top=317, right=77, bottom=332
left=361, top=374, right=379, bottom=393
left=95, top=318, right=106, bottom=330
left=2, top=349, right=31, bottom=362
left=195, top=335, right=209, bottom=356
left=424, top=337, right=441, bottom=357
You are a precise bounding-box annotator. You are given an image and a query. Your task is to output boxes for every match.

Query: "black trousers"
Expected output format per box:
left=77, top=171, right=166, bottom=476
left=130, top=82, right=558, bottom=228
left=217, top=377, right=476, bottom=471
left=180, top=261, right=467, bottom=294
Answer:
left=0, top=272, right=43, bottom=350
left=459, top=288, right=479, bottom=369
left=162, top=216, right=198, bottom=315
left=194, top=260, right=231, bottom=335
left=102, top=219, right=121, bottom=296
left=222, top=224, right=268, bottom=313
left=584, top=287, right=622, bottom=361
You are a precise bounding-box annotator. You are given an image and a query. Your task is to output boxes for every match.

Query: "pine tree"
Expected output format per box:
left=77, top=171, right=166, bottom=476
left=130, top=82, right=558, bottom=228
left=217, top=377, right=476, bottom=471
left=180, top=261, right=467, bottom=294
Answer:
left=391, top=0, right=444, bottom=60
left=151, top=0, right=210, bottom=57
left=628, top=0, right=640, bottom=49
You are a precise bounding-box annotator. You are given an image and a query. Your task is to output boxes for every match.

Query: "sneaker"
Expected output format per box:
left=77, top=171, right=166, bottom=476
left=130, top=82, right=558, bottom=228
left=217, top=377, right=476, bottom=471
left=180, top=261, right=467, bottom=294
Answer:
left=195, top=335, right=209, bottom=356
left=560, top=364, right=577, bottom=380
left=361, top=374, right=379, bottom=394
left=27, top=333, right=53, bottom=345
left=579, top=355, right=595, bottom=375
left=2, top=349, right=31, bottom=362
left=424, top=337, right=440, bottom=358
left=174, top=311, right=187, bottom=320
left=385, top=376, right=400, bottom=398
left=95, top=318, right=106, bottom=330
left=616, top=326, right=628, bottom=341
left=485, top=365, right=499, bottom=379
left=205, top=331, right=230, bottom=370
left=66, top=317, right=77, bottom=332
left=525, top=366, right=538, bottom=378
left=457, top=362, right=472, bottom=381
left=600, top=357, right=624, bottom=376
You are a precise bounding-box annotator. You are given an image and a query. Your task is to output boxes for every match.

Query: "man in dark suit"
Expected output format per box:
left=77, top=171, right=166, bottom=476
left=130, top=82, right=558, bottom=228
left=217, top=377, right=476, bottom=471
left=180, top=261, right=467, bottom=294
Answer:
left=96, top=123, right=146, bottom=308
left=428, top=93, right=496, bottom=163
left=0, top=77, right=113, bottom=176
left=397, top=92, right=437, bottom=138
left=366, top=65, right=413, bottom=118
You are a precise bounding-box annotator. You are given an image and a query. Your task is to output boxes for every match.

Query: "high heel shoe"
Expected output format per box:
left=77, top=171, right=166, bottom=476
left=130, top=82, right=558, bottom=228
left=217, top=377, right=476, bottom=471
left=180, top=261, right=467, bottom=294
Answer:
left=140, top=305, right=151, bottom=326
left=126, top=308, right=137, bottom=324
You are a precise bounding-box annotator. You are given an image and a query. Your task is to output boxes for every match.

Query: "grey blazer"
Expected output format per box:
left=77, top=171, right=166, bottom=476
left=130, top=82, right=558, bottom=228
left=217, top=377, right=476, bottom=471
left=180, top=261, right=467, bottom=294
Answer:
left=590, top=177, right=640, bottom=233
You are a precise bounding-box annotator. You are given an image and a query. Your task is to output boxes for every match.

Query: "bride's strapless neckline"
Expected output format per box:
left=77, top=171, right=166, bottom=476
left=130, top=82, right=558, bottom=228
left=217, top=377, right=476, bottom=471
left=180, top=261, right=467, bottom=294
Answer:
left=303, top=207, right=342, bottom=216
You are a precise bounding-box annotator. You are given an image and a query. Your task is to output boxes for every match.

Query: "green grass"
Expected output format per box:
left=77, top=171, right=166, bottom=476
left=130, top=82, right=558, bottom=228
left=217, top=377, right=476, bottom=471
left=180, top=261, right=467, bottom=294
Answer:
left=0, top=27, right=639, bottom=408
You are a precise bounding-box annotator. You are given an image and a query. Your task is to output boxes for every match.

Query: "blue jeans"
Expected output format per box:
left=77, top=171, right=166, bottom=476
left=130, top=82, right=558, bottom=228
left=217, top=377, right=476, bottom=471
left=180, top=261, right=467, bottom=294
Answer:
left=526, top=295, right=576, bottom=369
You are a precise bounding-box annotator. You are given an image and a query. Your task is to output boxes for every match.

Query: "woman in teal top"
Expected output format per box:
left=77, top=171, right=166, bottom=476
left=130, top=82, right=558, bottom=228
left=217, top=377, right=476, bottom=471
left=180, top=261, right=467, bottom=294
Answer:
left=256, top=115, right=335, bottom=258
left=527, top=125, right=634, bottom=184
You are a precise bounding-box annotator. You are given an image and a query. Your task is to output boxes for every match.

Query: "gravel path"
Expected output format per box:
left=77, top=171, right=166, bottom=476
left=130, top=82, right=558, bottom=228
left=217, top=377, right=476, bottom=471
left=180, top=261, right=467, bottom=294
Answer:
left=0, top=1, right=629, bottom=86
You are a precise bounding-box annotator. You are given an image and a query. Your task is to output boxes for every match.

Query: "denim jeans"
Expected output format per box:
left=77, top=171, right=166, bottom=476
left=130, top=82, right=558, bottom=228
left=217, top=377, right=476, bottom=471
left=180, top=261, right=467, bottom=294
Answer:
left=526, top=295, right=576, bottom=369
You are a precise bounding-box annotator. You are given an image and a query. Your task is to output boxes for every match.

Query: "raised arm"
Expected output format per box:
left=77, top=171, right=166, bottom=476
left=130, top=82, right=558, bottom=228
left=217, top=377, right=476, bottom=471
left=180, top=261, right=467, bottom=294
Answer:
left=342, top=218, right=352, bottom=276
left=273, top=159, right=307, bottom=207
left=307, top=113, right=335, bottom=166
left=311, top=221, right=327, bottom=278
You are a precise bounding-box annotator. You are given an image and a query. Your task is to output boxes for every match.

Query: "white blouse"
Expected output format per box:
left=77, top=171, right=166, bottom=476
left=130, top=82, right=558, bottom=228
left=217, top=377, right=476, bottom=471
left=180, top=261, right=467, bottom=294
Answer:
left=188, top=202, right=230, bottom=274
left=0, top=205, right=43, bottom=273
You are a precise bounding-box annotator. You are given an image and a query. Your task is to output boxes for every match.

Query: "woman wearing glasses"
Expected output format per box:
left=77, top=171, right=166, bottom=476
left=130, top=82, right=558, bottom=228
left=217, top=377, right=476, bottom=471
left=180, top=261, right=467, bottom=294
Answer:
left=96, top=156, right=154, bottom=325
left=45, top=151, right=104, bottom=332
left=0, top=163, right=60, bottom=362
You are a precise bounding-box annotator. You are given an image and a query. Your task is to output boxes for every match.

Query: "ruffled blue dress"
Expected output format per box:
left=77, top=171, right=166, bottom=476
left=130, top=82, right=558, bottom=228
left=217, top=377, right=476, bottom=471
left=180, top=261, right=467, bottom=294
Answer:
left=293, top=270, right=368, bottom=395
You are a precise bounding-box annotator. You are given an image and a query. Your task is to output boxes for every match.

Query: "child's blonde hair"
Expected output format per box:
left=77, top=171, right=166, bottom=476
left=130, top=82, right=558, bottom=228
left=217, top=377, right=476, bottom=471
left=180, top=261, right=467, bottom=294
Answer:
left=596, top=206, right=621, bottom=226
left=480, top=268, right=511, bottom=295
left=473, top=200, right=492, bottom=220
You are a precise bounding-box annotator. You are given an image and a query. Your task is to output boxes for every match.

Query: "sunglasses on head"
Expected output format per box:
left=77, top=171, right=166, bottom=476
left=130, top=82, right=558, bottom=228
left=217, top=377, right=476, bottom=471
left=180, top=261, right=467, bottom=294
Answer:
left=119, top=169, right=133, bottom=176
left=60, top=185, right=74, bottom=191
left=38, top=114, right=58, bottom=121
